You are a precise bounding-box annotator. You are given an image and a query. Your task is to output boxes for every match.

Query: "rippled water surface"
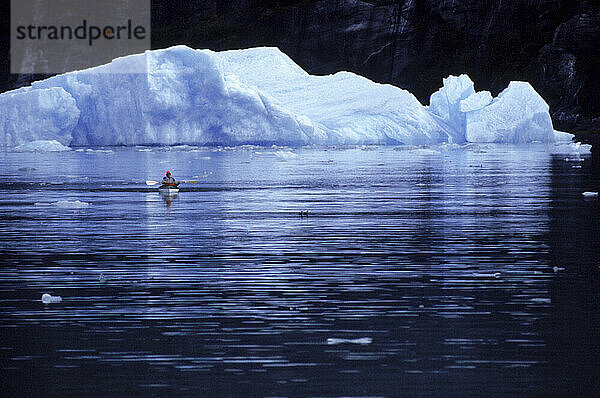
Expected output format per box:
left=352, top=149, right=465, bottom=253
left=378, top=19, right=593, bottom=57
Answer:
left=1, top=145, right=599, bottom=396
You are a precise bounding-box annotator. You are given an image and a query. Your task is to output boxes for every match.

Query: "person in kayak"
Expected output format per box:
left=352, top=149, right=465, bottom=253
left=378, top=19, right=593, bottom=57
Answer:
left=161, top=170, right=180, bottom=188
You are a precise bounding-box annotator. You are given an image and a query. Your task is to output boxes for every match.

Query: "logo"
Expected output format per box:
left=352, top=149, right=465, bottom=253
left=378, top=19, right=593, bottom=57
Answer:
left=11, top=0, right=151, bottom=74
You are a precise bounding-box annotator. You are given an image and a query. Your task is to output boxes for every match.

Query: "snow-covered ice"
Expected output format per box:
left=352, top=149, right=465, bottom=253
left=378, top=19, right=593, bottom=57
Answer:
left=0, top=45, right=587, bottom=148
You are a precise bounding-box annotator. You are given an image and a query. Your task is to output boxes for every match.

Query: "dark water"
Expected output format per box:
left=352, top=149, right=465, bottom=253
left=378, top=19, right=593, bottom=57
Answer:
left=1, top=145, right=599, bottom=397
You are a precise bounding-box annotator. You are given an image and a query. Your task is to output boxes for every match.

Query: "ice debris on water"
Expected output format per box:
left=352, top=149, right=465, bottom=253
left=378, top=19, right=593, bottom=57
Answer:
left=274, top=150, right=298, bottom=160
left=56, top=200, right=90, bottom=208
left=326, top=337, right=373, bottom=345
left=0, top=46, right=588, bottom=148
left=41, top=293, right=62, bottom=304
left=14, top=140, right=71, bottom=152
left=36, top=200, right=91, bottom=208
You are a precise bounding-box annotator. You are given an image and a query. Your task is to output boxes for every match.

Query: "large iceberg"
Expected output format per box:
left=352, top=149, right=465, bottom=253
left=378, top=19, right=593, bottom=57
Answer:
left=0, top=45, right=576, bottom=148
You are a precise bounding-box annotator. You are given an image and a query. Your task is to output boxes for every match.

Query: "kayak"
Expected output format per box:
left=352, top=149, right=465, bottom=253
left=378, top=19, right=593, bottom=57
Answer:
left=158, top=186, right=179, bottom=195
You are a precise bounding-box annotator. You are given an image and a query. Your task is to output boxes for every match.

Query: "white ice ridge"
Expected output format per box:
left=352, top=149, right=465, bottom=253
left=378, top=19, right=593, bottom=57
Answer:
left=0, top=45, right=579, bottom=147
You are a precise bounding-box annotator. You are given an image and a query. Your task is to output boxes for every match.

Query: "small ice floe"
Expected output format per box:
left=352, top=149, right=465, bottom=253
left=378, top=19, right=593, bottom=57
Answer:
left=35, top=200, right=90, bottom=208
left=552, top=141, right=592, bottom=155
left=360, top=145, right=377, bottom=151
left=51, top=200, right=90, bottom=208
left=411, top=148, right=441, bottom=155
left=462, top=143, right=489, bottom=153
left=582, top=192, right=598, bottom=198
left=41, top=293, right=62, bottom=304
left=35, top=200, right=90, bottom=209
left=274, top=150, right=298, bottom=160
left=326, top=337, right=372, bottom=345
left=15, top=140, right=71, bottom=152
left=86, top=148, right=114, bottom=154
left=394, top=145, right=441, bottom=155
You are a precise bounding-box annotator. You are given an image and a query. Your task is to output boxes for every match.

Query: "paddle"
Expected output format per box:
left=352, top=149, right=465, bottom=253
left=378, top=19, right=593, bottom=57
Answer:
left=145, top=180, right=198, bottom=186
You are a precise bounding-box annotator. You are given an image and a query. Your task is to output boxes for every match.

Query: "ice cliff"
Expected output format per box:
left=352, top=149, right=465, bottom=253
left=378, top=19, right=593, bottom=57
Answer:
left=0, top=45, right=574, bottom=148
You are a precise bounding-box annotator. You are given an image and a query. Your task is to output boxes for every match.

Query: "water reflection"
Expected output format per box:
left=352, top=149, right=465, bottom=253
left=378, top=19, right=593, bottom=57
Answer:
left=159, top=191, right=178, bottom=207
left=0, top=145, right=598, bottom=396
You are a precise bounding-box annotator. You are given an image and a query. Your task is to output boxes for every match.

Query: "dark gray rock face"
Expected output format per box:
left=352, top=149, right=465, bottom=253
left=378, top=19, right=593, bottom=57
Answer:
left=533, top=4, right=600, bottom=131
left=1, top=0, right=599, bottom=132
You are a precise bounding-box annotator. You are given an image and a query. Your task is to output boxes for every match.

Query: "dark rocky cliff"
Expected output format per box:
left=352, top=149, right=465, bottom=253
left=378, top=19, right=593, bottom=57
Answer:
left=1, top=0, right=599, bottom=134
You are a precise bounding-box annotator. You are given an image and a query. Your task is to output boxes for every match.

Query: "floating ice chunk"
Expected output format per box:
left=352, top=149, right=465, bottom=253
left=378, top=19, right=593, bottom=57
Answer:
left=55, top=200, right=90, bottom=208
left=326, top=337, right=373, bottom=345
left=464, top=82, right=555, bottom=143
left=554, top=130, right=575, bottom=142
left=85, top=149, right=114, bottom=154
left=565, top=157, right=585, bottom=162
left=582, top=191, right=598, bottom=197
left=41, top=293, right=62, bottom=304
left=462, top=143, right=490, bottom=153
left=274, top=150, right=298, bottom=160
left=459, top=91, right=493, bottom=113
left=553, top=141, right=592, bottom=155
left=14, top=140, right=72, bottom=152
left=407, top=148, right=442, bottom=155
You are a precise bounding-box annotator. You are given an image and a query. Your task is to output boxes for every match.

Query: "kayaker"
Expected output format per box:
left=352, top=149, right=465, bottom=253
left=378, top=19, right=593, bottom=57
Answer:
left=161, top=170, right=180, bottom=188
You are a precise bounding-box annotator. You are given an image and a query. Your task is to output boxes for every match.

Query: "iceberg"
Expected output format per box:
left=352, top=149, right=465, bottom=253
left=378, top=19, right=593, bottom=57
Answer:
left=429, top=76, right=557, bottom=144
left=0, top=45, right=580, bottom=148
left=464, top=82, right=555, bottom=143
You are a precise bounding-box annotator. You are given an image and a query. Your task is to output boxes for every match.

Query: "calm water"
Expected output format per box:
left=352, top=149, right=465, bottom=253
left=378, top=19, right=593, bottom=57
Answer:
left=0, top=145, right=599, bottom=397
